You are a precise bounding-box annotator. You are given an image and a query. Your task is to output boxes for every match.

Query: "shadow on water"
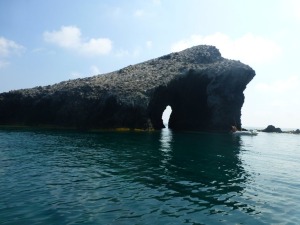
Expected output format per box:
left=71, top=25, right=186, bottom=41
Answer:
left=58, top=129, right=255, bottom=214
left=0, top=128, right=257, bottom=224
left=156, top=129, right=254, bottom=214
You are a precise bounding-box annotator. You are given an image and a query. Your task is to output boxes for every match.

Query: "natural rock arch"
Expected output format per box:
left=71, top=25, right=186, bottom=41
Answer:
left=148, top=70, right=211, bottom=130
left=147, top=68, right=248, bottom=131
left=0, top=45, right=255, bottom=132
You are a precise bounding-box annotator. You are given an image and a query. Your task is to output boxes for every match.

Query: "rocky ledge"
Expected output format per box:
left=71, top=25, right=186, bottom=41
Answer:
left=0, top=45, right=255, bottom=131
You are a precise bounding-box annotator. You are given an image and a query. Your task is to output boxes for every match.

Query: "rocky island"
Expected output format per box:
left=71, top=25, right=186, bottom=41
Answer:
left=0, top=45, right=255, bottom=131
left=261, top=125, right=300, bottom=134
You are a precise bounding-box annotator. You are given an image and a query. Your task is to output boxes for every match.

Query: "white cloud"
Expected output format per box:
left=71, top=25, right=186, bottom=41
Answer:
left=270, top=100, right=288, bottom=107
left=134, top=9, right=145, bottom=17
left=152, top=0, right=161, bottom=5
left=281, top=0, right=300, bottom=20
left=0, top=37, right=25, bottom=57
left=44, top=26, right=81, bottom=49
left=0, top=37, right=25, bottom=69
left=255, top=75, right=300, bottom=93
left=80, top=38, right=112, bottom=56
left=90, top=65, right=100, bottom=75
left=243, top=75, right=300, bottom=128
left=115, top=47, right=140, bottom=58
left=43, top=26, right=112, bottom=56
left=146, top=41, right=153, bottom=49
left=171, top=33, right=282, bottom=65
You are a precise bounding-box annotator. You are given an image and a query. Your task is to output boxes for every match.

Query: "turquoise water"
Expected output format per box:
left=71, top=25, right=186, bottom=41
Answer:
left=0, top=128, right=300, bottom=224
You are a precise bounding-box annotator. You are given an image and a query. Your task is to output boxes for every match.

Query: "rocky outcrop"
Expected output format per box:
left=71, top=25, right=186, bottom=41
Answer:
left=262, top=125, right=282, bottom=133
left=293, top=129, right=300, bottom=134
left=260, top=126, right=300, bottom=134
left=0, top=45, right=255, bottom=131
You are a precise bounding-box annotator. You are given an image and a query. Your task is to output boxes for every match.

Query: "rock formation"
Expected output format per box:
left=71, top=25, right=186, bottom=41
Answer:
left=293, top=129, right=300, bottom=134
left=0, top=45, right=255, bottom=131
left=262, top=125, right=282, bottom=133
left=261, top=125, right=300, bottom=134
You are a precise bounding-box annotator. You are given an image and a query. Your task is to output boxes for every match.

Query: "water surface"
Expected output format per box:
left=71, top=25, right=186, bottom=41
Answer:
left=0, top=128, right=299, bottom=224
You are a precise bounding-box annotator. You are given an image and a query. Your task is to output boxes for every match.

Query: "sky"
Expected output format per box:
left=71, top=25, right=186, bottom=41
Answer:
left=1, top=0, right=300, bottom=129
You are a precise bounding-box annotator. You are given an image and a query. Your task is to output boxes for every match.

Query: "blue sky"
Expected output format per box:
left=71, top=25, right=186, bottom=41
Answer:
left=1, top=0, right=300, bottom=128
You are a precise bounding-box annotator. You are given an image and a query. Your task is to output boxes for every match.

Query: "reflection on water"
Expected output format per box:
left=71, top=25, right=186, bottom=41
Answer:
left=160, top=128, right=173, bottom=151
left=0, top=129, right=300, bottom=224
left=159, top=128, right=173, bottom=173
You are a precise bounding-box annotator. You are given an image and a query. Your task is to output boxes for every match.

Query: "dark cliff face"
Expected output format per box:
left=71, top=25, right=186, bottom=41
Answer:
left=0, top=45, right=255, bottom=131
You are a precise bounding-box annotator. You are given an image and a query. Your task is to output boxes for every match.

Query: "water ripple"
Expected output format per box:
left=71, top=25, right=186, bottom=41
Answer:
left=0, top=129, right=300, bottom=224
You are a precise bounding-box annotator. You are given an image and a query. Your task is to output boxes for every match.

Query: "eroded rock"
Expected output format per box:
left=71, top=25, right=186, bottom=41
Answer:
left=0, top=45, right=255, bottom=131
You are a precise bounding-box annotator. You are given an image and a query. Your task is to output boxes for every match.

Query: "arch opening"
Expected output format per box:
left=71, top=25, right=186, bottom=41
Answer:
left=162, top=105, right=172, bottom=128
left=148, top=70, right=212, bottom=131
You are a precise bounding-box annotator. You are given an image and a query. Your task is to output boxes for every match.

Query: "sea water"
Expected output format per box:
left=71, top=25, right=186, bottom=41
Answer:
left=0, top=128, right=299, bottom=224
